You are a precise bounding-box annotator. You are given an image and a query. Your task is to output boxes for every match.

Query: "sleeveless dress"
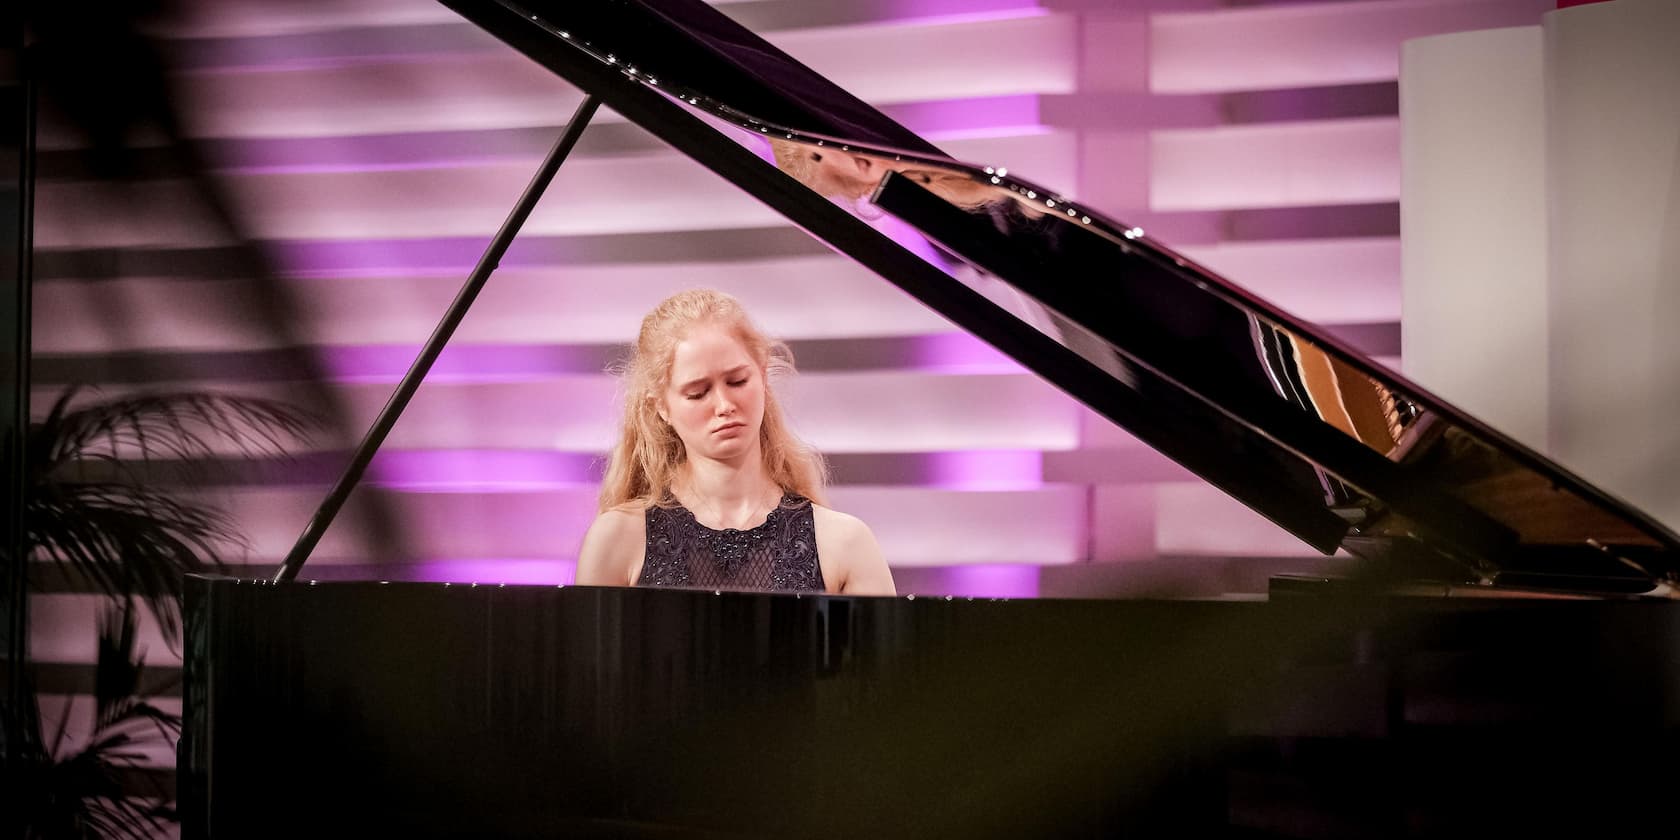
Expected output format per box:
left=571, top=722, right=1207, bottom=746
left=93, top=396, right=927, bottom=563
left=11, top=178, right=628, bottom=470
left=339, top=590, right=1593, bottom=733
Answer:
left=637, top=493, right=825, bottom=593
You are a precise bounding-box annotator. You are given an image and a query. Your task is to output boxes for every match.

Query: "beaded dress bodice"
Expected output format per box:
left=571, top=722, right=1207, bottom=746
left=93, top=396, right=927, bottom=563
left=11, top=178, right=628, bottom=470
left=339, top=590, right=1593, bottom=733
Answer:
left=638, top=493, right=825, bottom=593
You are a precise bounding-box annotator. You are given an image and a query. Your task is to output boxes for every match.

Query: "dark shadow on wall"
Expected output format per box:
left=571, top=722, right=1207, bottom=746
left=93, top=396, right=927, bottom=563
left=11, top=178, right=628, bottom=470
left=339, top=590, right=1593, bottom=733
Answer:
left=25, top=0, right=409, bottom=571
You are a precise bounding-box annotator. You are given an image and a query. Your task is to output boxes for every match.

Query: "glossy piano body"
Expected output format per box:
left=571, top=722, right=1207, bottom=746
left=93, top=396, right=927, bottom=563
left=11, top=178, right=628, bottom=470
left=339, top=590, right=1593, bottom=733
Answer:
left=182, top=577, right=1680, bottom=838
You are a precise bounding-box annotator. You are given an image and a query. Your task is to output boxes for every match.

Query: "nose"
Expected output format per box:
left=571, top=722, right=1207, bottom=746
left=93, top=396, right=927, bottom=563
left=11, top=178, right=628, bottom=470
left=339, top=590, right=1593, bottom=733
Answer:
left=714, top=390, right=737, bottom=416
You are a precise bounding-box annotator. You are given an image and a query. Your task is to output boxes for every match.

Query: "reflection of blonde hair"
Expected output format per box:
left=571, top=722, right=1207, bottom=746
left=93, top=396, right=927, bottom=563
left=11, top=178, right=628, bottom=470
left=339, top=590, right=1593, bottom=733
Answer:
left=599, top=288, right=828, bottom=512
left=770, top=139, right=834, bottom=193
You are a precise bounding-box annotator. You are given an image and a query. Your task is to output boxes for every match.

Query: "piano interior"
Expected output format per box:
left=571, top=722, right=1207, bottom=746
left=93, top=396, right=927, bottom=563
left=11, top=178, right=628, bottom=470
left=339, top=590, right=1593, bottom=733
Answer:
left=17, top=0, right=1680, bottom=837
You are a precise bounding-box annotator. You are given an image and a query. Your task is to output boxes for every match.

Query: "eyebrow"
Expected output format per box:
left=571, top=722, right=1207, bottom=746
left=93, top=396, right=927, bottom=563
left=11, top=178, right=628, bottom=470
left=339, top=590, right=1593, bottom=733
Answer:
left=676, top=365, right=750, bottom=392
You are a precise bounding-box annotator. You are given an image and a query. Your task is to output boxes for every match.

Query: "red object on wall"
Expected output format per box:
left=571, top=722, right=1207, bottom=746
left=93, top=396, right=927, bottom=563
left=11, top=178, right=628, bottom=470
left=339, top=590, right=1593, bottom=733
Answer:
left=1557, top=0, right=1613, bottom=7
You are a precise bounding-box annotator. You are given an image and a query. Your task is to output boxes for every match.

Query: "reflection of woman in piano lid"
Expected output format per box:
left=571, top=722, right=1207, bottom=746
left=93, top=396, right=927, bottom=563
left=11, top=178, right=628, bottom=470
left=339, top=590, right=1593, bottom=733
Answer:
left=576, top=289, right=897, bottom=595
left=769, top=137, right=1007, bottom=210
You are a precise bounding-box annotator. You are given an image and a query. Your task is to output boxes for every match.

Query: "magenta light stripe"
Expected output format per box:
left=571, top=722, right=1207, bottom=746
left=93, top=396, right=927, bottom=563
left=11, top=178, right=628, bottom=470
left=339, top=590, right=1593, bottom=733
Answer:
left=922, top=450, right=1043, bottom=490
left=366, top=449, right=600, bottom=491
left=880, top=1, right=1051, bottom=27
left=882, top=94, right=1043, bottom=136
left=410, top=558, right=578, bottom=585
left=918, top=564, right=1040, bottom=598
left=906, top=333, right=1023, bottom=373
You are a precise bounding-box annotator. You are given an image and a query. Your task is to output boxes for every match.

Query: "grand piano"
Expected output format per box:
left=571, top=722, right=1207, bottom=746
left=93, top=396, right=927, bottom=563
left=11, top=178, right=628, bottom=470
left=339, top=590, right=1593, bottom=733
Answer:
left=181, top=1, right=1680, bottom=837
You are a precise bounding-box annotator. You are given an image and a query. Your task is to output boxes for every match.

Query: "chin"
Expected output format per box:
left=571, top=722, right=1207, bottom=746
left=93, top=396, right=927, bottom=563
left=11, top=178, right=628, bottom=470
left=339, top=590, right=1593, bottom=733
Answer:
left=706, top=432, right=758, bottom=459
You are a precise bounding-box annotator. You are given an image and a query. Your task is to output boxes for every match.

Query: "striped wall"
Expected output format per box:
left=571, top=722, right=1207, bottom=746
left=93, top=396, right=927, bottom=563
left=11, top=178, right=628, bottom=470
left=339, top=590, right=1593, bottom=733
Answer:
left=29, top=1, right=1554, bottom=773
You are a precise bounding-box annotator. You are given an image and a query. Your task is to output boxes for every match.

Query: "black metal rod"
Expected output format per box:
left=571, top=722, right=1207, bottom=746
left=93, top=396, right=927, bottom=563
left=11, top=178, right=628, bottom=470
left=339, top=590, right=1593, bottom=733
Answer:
left=4, top=75, right=38, bottom=738
left=274, top=95, right=601, bottom=583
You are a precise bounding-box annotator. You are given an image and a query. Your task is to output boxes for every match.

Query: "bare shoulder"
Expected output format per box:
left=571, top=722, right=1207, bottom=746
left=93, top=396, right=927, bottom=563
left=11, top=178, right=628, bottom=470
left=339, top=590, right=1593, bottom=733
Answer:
left=591, top=504, right=644, bottom=534
left=811, top=503, right=873, bottom=544
left=576, top=504, right=646, bottom=586
left=811, top=503, right=896, bottom=596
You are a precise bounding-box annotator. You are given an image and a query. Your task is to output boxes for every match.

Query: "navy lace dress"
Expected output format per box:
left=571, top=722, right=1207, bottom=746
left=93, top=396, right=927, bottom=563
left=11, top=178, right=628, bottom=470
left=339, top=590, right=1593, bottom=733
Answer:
left=637, top=493, right=825, bottom=593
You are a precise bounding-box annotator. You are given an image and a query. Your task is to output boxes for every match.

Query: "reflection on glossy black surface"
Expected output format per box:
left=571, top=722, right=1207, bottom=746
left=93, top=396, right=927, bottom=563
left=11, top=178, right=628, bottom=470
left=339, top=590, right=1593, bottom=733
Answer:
left=183, top=578, right=1680, bottom=838
left=439, top=0, right=1680, bottom=591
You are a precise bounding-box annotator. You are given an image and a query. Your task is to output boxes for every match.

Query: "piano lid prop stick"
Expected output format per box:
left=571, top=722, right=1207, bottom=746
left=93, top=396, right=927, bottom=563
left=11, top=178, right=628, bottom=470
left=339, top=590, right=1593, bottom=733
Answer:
left=272, top=95, right=603, bottom=583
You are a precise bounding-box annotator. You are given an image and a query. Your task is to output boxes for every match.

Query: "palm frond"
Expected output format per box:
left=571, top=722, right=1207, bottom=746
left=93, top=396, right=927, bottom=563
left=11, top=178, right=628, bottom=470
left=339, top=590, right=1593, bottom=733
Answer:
left=29, top=483, right=237, bottom=648
left=7, top=603, right=185, bottom=839
left=16, top=389, right=304, bottom=836
left=95, top=604, right=141, bottom=731
left=25, top=388, right=314, bottom=640
left=38, top=387, right=319, bottom=475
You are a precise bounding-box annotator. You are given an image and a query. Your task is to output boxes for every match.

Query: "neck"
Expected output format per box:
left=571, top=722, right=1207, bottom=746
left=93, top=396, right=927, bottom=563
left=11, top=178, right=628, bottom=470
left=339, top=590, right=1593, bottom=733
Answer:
left=676, top=446, right=781, bottom=529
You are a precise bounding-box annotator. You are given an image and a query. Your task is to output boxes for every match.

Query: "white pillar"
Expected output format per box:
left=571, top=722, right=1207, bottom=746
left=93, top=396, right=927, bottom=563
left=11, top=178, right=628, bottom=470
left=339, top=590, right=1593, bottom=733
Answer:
left=1545, top=0, right=1680, bottom=531
left=1399, top=26, right=1549, bottom=453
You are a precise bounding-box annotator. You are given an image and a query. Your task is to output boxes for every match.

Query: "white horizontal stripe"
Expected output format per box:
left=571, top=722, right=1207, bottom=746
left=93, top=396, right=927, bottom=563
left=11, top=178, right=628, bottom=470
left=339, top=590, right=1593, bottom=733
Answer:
left=33, top=257, right=957, bottom=353
left=171, top=53, right=594, bottom=140
left=34, top=130, right=1079, bottom=246
left=160, top=14, right=1071, bottom=140
left=767, top=12, right=1076, bottom=105
left=1150, top=118, right=1399, bottom=211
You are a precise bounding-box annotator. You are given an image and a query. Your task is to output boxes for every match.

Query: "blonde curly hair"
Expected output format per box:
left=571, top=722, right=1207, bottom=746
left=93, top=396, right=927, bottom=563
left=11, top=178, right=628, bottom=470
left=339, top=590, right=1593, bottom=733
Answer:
left=598, top=289, right=828, bottom=512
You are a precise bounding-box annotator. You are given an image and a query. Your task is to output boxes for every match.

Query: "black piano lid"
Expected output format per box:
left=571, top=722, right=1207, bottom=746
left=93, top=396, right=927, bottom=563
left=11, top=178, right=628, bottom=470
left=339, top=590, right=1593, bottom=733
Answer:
left=440, top=0, right=1680, bottom=592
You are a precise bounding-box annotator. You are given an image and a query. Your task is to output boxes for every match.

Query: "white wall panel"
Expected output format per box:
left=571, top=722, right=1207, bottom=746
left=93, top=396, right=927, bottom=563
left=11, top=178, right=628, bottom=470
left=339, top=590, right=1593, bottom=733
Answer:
left=1400, top=26, right=1549, bottom=452
left=1545, top=0, right=1680, bottom=532
left=1151, top=118, right=1399, bottom=211
left=1152, top=0, right=1551, bottom=94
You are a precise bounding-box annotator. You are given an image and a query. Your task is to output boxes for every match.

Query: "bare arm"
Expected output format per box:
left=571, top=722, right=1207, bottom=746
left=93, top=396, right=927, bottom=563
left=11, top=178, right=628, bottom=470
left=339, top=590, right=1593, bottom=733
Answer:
left=815, top=507, right=896, bottom=596
left=575, top=507, right=643, bottom=587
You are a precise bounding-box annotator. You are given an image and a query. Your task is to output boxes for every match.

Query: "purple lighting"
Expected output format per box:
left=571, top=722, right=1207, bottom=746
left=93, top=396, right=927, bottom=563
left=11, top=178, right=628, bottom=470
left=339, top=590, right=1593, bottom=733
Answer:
left=923, top=450, right=1042, bottom=490
left=916, top=563, right=1041, bottom=598
left=880, top=0, right=1052, bottom=27
left=906, top=332, right=1023, bottom=374
left=883, top=94, right=1046, bottom=139
left=411, top=558, right=578, bottom=585
left=367, top=449, right=599, bottom=491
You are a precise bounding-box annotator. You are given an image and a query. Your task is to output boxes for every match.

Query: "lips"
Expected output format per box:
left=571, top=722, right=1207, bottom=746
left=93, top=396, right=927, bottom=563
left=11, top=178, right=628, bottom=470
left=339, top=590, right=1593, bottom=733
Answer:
left=712, top=422, right=746, bottom=435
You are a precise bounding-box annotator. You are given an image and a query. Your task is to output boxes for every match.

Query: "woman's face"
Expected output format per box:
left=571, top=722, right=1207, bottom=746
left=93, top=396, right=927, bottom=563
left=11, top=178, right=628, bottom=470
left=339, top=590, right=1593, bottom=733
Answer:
left=804, top=148, right=989, bottom=205
left=809, top=149, right=883, bottom=199
left=659, top=322, right=767, bottom=465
